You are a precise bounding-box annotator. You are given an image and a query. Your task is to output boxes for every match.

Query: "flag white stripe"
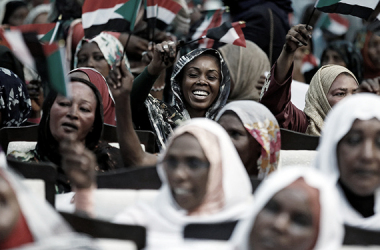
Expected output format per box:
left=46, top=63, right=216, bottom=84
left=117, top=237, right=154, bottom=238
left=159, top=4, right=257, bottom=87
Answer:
left=316, top=0, right=378, bottom=9
left=328, top=19, right=348, bottom=35
left=219, top=28, right=239, bottom=45
left=157, top=6, right=176, bottom=24
left=147, top=5, right=157, bottom=18
left=82, top=3, right=124, bottom=29
left=4, top=30, right=36, bottom=71
left=191, top=17, right=212, bottom=40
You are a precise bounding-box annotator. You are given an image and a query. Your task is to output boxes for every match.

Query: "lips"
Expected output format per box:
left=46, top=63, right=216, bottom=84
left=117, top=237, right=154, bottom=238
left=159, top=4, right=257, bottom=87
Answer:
left=61, top=122, right=78, bottom=131
left=191, top=89, right=210, bottom=100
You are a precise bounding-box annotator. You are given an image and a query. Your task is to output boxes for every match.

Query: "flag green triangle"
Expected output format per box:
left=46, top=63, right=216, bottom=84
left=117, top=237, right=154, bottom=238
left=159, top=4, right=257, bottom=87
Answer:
left=45, top=45, right=69, bottom=96
left=39, top=28, right=54, bottom=42
left=115, top=0, right=141, bottom=32
left=316, top=0, right=341, bottom=8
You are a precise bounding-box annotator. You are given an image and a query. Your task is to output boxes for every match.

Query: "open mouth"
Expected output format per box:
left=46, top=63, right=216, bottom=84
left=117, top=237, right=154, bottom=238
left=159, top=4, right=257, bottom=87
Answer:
left=173, top=187, right=191, bottom=196
left=192, top=90, right=210, bottom=99
left=61, top=122, right=78, bottom=131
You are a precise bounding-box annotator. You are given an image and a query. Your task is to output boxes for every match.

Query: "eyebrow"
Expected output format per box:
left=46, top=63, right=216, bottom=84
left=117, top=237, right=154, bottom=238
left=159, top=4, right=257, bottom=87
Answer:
left=188, top=66, right=219, bottom=73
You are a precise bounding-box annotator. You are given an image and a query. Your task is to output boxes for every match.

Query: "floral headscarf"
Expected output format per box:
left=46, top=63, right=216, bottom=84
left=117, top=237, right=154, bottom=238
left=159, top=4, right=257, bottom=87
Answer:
left=74, top=32, right=129, bottom=72
left=0, top=67, right=31, bottom=127
left=215, top=100, right=280, bottom=179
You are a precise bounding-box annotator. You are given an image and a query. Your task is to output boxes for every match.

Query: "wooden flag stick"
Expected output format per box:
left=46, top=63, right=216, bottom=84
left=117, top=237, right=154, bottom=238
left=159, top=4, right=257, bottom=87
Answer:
left=178, top=35, right=206, bottom=48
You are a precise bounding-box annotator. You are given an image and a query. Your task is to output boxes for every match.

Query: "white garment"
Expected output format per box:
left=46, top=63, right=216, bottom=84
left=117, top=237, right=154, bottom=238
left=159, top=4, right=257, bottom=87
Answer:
left=230, top=166, right=344, bottom=250
left=114, top=118, right=253, bottom=249
left=315, top=93, right=380, bottom=230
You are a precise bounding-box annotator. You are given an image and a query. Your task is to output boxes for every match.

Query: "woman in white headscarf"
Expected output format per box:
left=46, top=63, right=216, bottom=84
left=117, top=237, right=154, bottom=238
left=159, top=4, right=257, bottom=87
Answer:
left=315, top=93, right=380, bottom=230
left=230, top=167, right=344, bottom=250
left=113, top=118, right=253, bottom=249
left=215, top=100, right=281, bottom=179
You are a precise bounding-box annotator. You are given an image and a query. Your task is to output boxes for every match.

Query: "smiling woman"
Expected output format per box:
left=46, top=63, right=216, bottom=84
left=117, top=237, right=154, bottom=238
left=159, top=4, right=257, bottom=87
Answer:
left=145, top=48, right=230, bottom=149
left=315, top=93, right=380, bottom=230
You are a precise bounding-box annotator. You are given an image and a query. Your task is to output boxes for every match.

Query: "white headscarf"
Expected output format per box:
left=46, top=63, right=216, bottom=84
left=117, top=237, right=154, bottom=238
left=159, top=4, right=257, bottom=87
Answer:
left=155, top=118, right=252, bottom=221
left=215, top=100, right=281, bottom=179
left=230, top=167, right=344, bottom=250
left=315, top=93, right=380, bottom=229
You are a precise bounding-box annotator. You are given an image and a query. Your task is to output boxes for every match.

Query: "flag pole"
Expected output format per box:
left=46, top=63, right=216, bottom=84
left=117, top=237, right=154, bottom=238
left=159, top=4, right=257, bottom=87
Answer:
left=49, top=15, right=62, bottom=44
left=121, top=0, right=140, bottom=62
left=305, top=7, right=316, bottom=29
left=178, top=35, right=206, bottom=48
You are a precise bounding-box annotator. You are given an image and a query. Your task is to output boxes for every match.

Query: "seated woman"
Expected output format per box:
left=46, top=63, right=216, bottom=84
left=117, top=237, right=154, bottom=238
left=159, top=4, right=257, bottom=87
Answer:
left=260, top=24, right=359, bottom=136
left=315, top=93, right=380, bottom=230
left=230, top=167, right=344, bottom=250
left=218, top=41, right=270, bottom=102
left=215, top=100, right=280, bottom=178
left=0, top=67, right=31, bottom=128
left=304, top=40, right=363, bottom=84
left=113, top=118, right=252, bottom=248
left=0, top=150, right=102, bottom=249
left=358, top=21, right=380, bottom=79
left=108, top=57, right=277, bottom=178
left=9, top=71, right=123, bottom=193
left=74, top=32, right=129, bottom=125
left=69, top=67, right=116, bottom=126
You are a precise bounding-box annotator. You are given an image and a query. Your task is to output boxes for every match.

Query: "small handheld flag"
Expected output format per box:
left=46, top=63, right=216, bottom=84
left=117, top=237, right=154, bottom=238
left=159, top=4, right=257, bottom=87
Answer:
left=314, top=0, right=378, bottom=20
left=206, top=21, right=246, bottom=47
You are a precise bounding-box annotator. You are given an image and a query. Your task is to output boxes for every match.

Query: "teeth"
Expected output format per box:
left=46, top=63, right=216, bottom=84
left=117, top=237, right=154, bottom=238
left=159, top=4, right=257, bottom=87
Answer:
left=193, top=90, right=209, bottom=96
left=174, top=188, right=190, bottom=195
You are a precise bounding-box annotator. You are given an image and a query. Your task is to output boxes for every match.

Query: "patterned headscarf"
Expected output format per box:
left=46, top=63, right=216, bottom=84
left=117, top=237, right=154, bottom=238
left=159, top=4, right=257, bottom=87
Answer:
left=215, top=100, right=280, bottom=179
left=146, top=48, right=230, bottom=149
left=0, top=67, right=31, bottom=127
left=170, top=48, right=230, bottom=120
left=74, top=32, right=129, bottom=73
left=304, top=65, right=358, bottom=136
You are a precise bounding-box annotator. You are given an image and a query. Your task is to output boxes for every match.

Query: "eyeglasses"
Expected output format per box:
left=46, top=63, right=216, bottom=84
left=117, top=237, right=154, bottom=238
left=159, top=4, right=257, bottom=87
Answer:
left=161, top=157, right=210, bottom=170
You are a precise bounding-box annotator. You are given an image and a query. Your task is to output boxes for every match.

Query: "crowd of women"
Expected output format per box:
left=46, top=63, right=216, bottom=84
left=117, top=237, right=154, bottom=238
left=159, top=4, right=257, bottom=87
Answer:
left=1, top=0, right=380, bottom=249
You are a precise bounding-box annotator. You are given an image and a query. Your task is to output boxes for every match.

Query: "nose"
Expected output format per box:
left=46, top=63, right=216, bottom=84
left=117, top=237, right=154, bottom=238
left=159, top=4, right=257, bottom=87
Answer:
left=86, top=56, right=95, bottom=68
left=66, top=105, right=79, bottom=120
left=272, top=213, right=290, bottom=233
left=172, top=163, right=189, bottom=183
left=361, top=140, right=375, bottom=162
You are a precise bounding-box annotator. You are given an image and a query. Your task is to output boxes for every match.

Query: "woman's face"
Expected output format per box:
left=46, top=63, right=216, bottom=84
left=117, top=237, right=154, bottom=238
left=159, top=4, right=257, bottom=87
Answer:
left=162, top=133, right=210, bottom=212
left=181, top=54, right=221, bottom=117
left=368, top=34, right=380, bottom=69
left=49, top=82, right=97, bottom=144
left=218, top=112, right=261, bottom=176
left=337, top=118, right=380, bottom=196
left=249, top=187, right=318, bottom=250
left=7, top=6, right=28, bottom=26
left=76, top=42, right=110, bottom=77
left=326, top=73, right=358, bottom=107
left=0, top=174, right=20, bottom=242
left=321, top=50, right=346, bottom=67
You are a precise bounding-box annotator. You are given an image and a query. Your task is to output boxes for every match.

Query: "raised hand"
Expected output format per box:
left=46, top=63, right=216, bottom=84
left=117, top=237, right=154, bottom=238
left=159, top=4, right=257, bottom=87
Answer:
left=60, top=135, right=96, bottom=190
left=358, top=77, right=380, bottom=95
left=107, top=58, right=135, bottom=100
left=284, top=24, right=313, bottom=53
left=147, top=41, right=177, bottom=76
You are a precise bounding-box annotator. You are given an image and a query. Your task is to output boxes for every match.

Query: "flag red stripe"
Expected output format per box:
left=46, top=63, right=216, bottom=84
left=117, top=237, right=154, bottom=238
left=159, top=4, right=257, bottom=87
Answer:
left=158, top=0, right=182, bottom=14
left=10, top=23, right=56, bottom=35
left=232, top=22, right=246, bottom=47
left=82, top=0, right=126, bottom=13
left=42, top=43, right=58, bottom=57
left=147, top=0, right=156, bottom=7
left=199, top=9, right=223, bottom=46
left=328, top=13, right=350, bottom=27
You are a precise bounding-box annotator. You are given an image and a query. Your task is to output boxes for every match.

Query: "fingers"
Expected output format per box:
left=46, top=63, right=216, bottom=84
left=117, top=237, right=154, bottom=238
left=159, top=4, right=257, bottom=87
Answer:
left=285, top=24, right=313, bottom=53
left=359, top=78, right=380, bottom=94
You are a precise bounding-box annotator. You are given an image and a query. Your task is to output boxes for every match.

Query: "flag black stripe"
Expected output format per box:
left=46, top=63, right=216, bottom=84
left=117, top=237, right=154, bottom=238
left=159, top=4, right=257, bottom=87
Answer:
left=206, top=22, right=232, bottom=40
left=317, top=3, right=374, bottom=20
left=84, top=19, right=130, bottom=39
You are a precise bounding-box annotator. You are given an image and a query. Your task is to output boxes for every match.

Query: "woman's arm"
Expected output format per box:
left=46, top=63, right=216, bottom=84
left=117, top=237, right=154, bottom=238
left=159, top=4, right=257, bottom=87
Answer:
left=108, top=58, right=158, bottom=167
left=260, top=24, right=312, bottom=133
